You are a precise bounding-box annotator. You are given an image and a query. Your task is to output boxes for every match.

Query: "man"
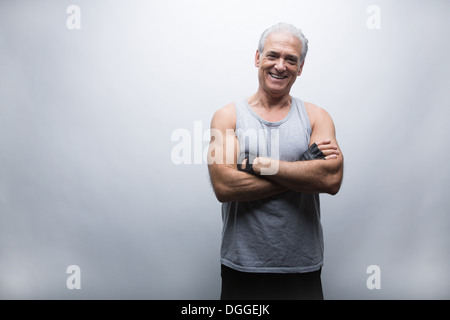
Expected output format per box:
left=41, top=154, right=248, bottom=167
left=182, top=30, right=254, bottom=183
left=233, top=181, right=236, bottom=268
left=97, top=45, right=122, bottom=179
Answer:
left=207, top=23, right=344, bottom=300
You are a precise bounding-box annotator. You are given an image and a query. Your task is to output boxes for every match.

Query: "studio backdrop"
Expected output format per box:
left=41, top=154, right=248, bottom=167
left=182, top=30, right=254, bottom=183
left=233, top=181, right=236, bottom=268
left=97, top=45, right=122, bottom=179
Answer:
left=1, top=0, right=449, bottom=299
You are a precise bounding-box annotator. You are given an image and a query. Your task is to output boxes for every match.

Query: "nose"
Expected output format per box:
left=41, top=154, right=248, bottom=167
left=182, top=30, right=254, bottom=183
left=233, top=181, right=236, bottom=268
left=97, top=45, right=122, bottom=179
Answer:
left=274, top=58, right=286, bottom=73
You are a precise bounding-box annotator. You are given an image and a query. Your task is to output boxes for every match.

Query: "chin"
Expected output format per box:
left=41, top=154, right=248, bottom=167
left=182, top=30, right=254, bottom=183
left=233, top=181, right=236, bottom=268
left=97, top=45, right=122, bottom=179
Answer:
left=265, top=84, right=290, bottom=95
left=265, top=78, right=293, bottom=91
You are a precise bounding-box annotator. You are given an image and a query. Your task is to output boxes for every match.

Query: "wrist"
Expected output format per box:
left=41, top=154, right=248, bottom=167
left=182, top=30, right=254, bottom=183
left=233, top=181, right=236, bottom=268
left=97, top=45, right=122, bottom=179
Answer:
left=237, top=153, right=257, bottom=175
left=253, top=157, right=279, bottom=176
left=252, top=157, right=261, bottom=175
left=299, top=143, right=325, bottom=161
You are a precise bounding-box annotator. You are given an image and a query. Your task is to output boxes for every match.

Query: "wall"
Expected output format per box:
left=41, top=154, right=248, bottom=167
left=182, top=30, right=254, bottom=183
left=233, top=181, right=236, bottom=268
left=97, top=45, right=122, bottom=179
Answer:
left=0, top=0, right=449, bottom=299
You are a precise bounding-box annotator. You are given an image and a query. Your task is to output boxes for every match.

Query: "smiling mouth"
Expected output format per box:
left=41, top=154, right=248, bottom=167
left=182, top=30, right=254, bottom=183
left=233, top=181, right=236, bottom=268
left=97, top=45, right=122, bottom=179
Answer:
left=269, top=73, right=288, bottom=80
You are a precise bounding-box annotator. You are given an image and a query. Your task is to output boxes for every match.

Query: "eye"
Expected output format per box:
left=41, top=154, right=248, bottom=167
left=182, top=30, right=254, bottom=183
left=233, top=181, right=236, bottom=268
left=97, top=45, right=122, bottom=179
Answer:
left=286, top=57, right=298, bottom=65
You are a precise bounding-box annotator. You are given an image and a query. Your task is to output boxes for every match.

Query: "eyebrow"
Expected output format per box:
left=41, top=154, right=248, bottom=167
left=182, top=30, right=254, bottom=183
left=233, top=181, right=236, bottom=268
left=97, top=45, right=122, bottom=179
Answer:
left=266, top=51, right=299, bottom=61
left=286, top=54, right=299, bottom=61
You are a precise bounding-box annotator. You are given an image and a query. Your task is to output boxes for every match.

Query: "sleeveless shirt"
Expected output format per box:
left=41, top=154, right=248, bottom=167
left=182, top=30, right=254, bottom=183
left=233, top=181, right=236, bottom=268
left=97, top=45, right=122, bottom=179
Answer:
left=220, top=97, right=324, bottom=273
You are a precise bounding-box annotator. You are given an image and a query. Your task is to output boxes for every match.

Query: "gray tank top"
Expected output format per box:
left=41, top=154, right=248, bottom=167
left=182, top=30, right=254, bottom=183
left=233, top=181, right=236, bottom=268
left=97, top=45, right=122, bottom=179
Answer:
left=221, top=97, right=323, bottom=273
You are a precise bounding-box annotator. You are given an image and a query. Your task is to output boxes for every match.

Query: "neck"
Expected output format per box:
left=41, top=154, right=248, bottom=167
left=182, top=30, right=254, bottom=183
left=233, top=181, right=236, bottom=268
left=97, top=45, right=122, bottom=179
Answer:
left=249, top=87, right=291, bottom=110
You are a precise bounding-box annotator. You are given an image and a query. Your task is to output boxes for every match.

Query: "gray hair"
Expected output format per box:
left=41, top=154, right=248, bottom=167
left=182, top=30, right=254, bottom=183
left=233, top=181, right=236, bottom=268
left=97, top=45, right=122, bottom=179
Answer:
left=258, top=23, right=309, bottom=63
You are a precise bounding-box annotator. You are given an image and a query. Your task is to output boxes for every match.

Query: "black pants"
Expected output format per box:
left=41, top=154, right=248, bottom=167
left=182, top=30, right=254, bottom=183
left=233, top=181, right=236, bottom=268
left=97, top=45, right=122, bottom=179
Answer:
left=221, top=264, right=324, bottom=300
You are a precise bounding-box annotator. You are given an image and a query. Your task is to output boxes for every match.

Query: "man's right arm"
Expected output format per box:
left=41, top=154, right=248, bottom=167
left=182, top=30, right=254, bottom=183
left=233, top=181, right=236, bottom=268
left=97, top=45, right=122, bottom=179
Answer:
left=207, top=103, right=287, bottom=203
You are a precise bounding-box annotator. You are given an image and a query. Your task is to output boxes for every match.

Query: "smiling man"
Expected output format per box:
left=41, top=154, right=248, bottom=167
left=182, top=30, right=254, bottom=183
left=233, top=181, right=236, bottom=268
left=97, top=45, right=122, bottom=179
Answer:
left=207, top=23, right=344, bottom=300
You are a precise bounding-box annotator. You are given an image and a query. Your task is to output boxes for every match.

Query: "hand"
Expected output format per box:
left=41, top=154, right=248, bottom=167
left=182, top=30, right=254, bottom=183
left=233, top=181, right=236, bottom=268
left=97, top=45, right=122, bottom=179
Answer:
left=245, top=156, right=277, bottom=176
left=316, top=139, right=340, bottom=160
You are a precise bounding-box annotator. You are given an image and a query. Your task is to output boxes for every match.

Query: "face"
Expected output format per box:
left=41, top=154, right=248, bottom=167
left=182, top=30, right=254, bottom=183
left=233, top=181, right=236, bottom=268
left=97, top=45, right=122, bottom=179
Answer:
left=255, top=32, right=304, bottom=97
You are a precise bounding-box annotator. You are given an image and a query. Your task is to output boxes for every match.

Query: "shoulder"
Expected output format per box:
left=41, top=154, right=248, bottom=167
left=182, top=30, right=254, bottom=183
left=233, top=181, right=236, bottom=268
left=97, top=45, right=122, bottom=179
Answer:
left=303, top=101, right=334, bottom=129
left=211, top=102, right=237, bottom=130
left=214, top=102, right=236, bottom=118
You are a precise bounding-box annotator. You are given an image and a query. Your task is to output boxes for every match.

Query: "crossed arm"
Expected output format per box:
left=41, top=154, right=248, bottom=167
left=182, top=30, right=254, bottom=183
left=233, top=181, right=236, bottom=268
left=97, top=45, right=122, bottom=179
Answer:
left=207, top=102, right=344, bottom=203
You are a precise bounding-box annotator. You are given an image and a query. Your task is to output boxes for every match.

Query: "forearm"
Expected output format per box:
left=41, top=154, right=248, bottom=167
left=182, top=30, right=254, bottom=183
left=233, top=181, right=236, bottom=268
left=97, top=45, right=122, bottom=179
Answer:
left=253, top=157, right=343, bottom=195
left=208, top=165, right=287, bottom=202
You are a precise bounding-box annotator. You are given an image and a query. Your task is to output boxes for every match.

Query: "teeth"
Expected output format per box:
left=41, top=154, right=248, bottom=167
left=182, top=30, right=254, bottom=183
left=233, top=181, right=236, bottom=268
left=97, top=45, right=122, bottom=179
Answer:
left=270, top=73, right=285, bottom=79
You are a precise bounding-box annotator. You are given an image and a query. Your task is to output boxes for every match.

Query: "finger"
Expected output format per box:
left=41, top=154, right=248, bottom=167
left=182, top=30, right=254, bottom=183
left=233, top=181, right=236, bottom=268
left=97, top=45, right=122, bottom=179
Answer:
left=321, top=148, right=340, bottom=154
left=325, top=154, right=338, bottom=160
left=322, top=149, right=340, bottom=157
left=317, top=141, right=339, bottom=151
left=316, top=139, right=331, bottom=146
left=318, top=144, right=338, bottom=151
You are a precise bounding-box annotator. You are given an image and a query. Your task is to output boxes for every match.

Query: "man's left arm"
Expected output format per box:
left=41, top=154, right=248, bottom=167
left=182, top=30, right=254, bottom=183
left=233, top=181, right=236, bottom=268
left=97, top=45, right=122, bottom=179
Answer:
left=252, top=105, right=344, bottom=195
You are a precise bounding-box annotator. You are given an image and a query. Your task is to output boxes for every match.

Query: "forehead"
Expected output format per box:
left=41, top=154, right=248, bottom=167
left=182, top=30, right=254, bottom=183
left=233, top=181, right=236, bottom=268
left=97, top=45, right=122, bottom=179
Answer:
left=264, top=32, right=302, bottom=56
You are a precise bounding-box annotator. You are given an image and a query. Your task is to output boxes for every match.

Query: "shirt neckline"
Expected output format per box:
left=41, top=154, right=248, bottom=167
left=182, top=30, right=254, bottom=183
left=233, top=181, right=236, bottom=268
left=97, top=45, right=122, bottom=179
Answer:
left=244, top=97, right=295, bottom=127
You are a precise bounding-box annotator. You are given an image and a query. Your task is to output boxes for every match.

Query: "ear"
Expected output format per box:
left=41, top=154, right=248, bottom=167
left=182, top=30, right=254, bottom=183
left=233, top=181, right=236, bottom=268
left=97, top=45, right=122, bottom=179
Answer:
left=297, top=60, right=305, bottom=76
left=255, top=50, right=261, bottom=68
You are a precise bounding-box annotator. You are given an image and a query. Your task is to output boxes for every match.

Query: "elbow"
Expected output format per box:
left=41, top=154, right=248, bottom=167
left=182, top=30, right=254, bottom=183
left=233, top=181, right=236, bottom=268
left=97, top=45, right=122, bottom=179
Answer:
left=217, top=196, right=230, bottom=203
left=215, top=192, right=229, bottom=203
left=323, top=162, right=344, bottom=195
left=212, top=183, right=232, bottom=203
left=326, top=183, right=341, bottom=196
left=324, top=173, right=343, bottom=196
left=209, top=169, right=232, bottom=203
left=216, top=193, right=234, bottom=204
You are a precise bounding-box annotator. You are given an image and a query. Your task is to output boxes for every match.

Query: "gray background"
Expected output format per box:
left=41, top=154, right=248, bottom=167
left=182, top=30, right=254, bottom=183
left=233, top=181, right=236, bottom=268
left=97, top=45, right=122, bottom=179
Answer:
left=1, top=0, right=449, bottom=299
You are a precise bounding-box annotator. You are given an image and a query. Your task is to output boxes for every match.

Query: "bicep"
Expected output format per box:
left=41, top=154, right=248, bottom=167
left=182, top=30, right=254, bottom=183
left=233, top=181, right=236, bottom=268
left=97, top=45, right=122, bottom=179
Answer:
left=309, top=107, right=340, bottom=151
left=308, top=106, right=344, bottom=174
left=207, top=105, right=238, bottom=170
